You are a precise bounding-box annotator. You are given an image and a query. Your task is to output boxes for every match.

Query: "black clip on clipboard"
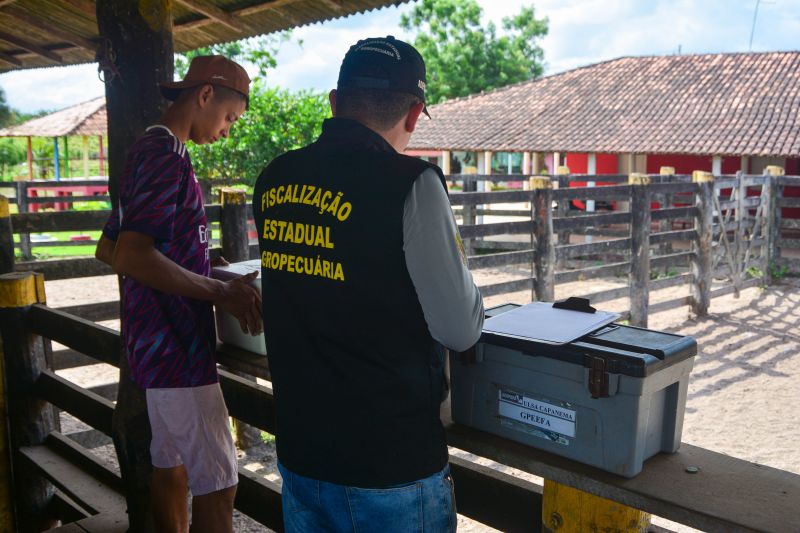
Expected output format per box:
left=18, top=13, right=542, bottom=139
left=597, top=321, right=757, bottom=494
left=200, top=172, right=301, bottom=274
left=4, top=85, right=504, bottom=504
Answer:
left=552, top=296, right=596, bottom=314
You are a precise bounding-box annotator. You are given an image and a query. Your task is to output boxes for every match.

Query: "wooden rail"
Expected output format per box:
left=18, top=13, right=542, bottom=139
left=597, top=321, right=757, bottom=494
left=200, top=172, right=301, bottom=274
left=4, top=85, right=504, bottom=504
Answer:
left=9, top=298, right=799, bottom=532
left=10, top=298, right=546, bottom=533
left=2, top=172, right=797, bottom=326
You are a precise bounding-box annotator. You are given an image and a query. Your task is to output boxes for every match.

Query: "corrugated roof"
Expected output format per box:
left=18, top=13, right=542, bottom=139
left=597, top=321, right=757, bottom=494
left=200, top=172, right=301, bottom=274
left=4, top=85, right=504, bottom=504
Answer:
left=0, top=97, right=105, bottom=137
left=0, top=0, right=409, bottom=73
left=409, top=51, right=800, bottom=158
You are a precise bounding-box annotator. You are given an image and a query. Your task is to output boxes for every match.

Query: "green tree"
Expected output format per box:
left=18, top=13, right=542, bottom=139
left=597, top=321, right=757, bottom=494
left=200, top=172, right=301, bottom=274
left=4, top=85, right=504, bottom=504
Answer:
left=400, top=0, right=548, bottom=104
left=174, top=33, right=294, bottom=80
left=0, top=87, right=11, bottom=127
left=188, top=83, right=329, bottom=185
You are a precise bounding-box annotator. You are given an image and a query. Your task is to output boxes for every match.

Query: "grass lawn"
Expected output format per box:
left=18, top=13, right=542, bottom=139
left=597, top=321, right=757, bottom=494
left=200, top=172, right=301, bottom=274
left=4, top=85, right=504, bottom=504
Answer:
left=15, top=230, right=101, bottom=260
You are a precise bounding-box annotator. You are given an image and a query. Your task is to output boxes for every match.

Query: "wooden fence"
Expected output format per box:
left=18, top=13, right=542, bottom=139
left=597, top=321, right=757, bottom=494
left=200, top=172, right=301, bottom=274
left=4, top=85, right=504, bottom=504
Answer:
left=1, top=272, right=798, bottom=532
left=0, top=179, right=112, bottom=260
left=2, top=170, right=798, bottom=330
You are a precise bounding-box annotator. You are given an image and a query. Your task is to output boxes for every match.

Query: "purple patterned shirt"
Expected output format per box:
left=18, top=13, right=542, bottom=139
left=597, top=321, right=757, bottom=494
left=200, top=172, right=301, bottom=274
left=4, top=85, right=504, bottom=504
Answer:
left=103, top=125, right=217, bottom=389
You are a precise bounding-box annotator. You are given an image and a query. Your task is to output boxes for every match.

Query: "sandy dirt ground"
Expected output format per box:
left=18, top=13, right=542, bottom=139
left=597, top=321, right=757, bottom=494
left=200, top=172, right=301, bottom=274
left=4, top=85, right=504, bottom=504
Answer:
left=45, top=269, right=800, bottom=532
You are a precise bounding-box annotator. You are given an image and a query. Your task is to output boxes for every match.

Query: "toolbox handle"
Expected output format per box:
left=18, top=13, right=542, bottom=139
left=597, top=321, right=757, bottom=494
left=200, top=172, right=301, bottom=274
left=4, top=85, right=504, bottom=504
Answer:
left=552, top=296, right=596, bottom=314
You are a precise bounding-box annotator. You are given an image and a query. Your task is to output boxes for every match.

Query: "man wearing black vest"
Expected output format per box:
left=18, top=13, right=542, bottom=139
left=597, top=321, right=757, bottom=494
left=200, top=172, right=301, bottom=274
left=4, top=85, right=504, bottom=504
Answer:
left=253, top=36, right=483, bottom=532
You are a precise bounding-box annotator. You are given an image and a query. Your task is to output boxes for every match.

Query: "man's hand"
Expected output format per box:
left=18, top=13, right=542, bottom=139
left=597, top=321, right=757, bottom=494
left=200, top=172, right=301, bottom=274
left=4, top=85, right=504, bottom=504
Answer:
left=214, top=271, right=263, bottom=336
left=211, top=256, right=230, bottom=267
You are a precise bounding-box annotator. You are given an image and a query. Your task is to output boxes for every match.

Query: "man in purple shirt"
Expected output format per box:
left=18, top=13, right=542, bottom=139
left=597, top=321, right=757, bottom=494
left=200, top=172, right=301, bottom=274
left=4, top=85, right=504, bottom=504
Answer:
left=96, top=56, right=261, bottom=533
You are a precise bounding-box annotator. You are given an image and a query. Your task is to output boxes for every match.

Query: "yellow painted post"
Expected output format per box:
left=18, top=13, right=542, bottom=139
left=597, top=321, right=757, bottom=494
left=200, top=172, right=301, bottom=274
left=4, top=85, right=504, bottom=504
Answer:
left=764, top=165, right=785, bottom=176
left=542, top=481, right=651, bottom=532
left=0, top=271, right=51, bottom=532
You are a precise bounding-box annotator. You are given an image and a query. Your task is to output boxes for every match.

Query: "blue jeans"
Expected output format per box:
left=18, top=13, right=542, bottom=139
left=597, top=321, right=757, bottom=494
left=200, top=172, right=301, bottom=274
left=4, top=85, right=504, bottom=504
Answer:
left=278, top=462, right=457, bottom=533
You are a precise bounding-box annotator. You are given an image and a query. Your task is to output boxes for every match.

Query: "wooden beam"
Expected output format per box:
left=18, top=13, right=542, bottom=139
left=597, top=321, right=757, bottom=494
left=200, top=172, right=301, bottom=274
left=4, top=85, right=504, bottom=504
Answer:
left=0, top=29, right=62, bottom=63
left=1, top=6, right=96, bottom=51
left=0, top=50, right=21, bottom=66
left=58, top=0, right=96, bottom=18
left=173, top=0, right=246, bottom=32
left=175, top=0, right=302, bottom=31
left=318, top=0, right=344, bottom=9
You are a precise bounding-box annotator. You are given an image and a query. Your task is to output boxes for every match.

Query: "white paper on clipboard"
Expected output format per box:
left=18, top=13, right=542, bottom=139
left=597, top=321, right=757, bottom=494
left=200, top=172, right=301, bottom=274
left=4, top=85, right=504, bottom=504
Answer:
left=483, top=302, right=620, bottom=345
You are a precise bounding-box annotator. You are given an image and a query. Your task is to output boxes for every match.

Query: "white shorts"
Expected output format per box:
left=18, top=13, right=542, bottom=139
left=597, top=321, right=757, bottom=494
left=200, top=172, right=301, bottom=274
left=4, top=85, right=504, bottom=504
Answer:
left=146, top=383, right=239, bottom=496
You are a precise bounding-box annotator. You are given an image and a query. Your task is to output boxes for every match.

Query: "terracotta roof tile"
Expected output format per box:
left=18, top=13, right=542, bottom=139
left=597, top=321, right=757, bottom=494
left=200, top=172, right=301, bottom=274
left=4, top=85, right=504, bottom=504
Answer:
left=0, top=97, right=105, bottom=137
left=409, top=52, right=800, bottom=157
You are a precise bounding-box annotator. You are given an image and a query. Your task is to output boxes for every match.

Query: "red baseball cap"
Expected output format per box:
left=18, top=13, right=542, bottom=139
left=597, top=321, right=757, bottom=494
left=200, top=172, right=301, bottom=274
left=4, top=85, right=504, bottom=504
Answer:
left=159, top=55, right=251, bottom=102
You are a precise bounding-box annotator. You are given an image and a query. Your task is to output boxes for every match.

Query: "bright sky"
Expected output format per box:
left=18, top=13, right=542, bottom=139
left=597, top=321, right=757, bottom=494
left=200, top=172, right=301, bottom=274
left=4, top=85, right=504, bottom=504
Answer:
left=1, top=0, right=798, bottom=113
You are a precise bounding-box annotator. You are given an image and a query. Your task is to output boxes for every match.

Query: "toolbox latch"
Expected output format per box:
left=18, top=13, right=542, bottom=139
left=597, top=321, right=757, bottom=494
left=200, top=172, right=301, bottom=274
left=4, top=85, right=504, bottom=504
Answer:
left=588, top=356, right=609, bottom=398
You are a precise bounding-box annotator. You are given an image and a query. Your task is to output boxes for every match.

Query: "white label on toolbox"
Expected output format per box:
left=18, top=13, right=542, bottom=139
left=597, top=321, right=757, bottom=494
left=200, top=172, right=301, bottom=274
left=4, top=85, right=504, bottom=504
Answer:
left=498, top=390, right=576, bottom=438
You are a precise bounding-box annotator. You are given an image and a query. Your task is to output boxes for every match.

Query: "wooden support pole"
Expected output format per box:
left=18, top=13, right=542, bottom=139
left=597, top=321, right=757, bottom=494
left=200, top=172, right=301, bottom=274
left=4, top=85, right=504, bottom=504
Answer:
left=53, top=137, right=60, bottom=181
left=82, top=135, right=90, bottom=178
left=764, top=166, right=784, bottom=284
left=712, top=155, right=722, bottom=176
left=219, top=188, right=262, bottom=449
left=26, top=136, right=33, bottom=180
left=98, top=135, right=105, bottom=176
left=691, top=171, right=714, bottom=316
left=532, top=177, right=555, bottom=302
left=64, top=135, right=70, bottom=179
left=0, top=272, right=59, bottom=532
left=15, top=181, right=31, bottom=260
left=441, top=150, right=451, bottom=176
left=629, top=173, right=651, bottom=328
left=0, top=196, right=13, bottom=274
left=542, top=481, right=650, bottom=533
left=97, top=1, right=174, bottom=529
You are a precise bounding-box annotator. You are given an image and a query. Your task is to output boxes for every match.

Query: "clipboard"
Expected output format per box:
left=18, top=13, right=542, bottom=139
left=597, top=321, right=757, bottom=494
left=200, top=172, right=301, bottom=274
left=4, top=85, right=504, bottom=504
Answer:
left=483, top=298, right=620, bottom=345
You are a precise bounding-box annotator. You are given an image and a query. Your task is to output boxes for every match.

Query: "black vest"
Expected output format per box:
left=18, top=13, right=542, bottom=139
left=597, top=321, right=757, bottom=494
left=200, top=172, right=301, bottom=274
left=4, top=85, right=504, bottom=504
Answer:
left=253, top=118, right=449, bottom=487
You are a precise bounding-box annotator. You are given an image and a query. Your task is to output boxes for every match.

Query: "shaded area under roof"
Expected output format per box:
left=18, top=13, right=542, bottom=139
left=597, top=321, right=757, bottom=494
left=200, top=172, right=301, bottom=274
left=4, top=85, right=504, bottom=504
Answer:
left=0, top=97, right=105, bottom=137
left=409, top=51, right=800, bottom=158
left=0, top=0, right=409, bottom=73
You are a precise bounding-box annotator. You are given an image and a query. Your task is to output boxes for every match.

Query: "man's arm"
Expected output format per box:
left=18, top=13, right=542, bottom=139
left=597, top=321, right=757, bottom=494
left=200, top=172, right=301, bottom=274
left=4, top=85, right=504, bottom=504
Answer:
left=403, top=169, right=484, bottom=352
left=112, top=231, right=262, bottom=334
left=95, top=234, right=115, bottom=266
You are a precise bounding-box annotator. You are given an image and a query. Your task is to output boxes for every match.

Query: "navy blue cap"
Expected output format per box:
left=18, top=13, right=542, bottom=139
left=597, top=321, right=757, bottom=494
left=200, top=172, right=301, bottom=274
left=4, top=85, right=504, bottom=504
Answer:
left=337, top=36, right=430, bottom=118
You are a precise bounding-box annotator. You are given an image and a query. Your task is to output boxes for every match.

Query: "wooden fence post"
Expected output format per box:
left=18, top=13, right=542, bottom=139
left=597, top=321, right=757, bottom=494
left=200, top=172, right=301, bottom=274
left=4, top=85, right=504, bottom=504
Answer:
left=691, top=171, right=714, bottom=316
left=555, top=166, right=570, bottom=269
left=15, top=182, right=31, bottom=260
left=0, top=272, right=59, bottom=532
left=542, top=481, right=650, bottom=533
left=532, top=177, right=555, bottom=302
left=462, top=176, right=477, bottom=256
left=0, top=196, right=14, bottom=275
left=658, top=167, right=676, bottom=261
left=764, top=166, right=784, bottom=284
left=629, top=173, right=651, bottom=328
left=219, top=188, right=263, bottom=449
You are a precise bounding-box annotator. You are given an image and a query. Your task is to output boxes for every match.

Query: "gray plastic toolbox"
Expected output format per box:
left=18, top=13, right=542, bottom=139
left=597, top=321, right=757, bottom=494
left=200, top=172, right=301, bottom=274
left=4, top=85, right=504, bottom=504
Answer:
left=449, top=302, right=697, bottom=477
